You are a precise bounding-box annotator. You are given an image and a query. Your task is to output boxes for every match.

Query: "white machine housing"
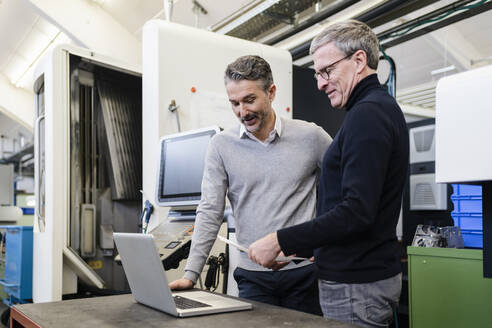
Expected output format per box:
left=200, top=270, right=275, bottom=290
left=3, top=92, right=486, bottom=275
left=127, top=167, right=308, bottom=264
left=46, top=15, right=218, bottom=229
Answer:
left=436, top=64, right=492, bottom=183
left=142, top=20, right=292, bottom=224
left=33, top=44, right=141, bottom=302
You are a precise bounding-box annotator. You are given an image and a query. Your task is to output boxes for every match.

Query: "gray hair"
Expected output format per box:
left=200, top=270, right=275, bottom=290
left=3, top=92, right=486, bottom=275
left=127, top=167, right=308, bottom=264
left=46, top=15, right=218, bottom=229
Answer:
left=310, top=20, right=379, bottom=70
left=224, top=55, right=274, bottom=92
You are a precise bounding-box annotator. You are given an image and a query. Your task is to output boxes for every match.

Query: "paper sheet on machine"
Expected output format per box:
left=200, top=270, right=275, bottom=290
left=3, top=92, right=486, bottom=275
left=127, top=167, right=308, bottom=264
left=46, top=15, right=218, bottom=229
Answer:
left=190, top=90, right=234, bottom=129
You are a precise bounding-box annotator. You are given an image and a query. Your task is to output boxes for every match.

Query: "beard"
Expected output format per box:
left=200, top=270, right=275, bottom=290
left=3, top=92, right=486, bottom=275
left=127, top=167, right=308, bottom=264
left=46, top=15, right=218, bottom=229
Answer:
left=241, top=111, right=267, bottom=133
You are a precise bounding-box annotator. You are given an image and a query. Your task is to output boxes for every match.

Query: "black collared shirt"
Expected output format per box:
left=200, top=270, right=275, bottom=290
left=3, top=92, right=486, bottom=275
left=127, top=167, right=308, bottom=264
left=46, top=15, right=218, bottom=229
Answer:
left=278, top=74, right=409, bottom=283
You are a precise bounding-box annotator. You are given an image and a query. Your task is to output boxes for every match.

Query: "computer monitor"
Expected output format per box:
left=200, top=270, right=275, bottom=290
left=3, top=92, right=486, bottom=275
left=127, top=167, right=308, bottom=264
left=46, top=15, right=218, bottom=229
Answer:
left=156, top=127, right=220, bottom=209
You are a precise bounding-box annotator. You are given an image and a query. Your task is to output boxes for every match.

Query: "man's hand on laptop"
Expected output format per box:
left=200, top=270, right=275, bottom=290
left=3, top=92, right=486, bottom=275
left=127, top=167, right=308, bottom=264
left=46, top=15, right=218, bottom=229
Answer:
left=169, top=277, right=194, bottom=290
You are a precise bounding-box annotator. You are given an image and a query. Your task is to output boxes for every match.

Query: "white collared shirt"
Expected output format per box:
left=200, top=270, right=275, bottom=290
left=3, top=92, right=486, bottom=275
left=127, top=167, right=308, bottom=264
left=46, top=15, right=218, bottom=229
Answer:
left=239, top=113, right=282, bottom=146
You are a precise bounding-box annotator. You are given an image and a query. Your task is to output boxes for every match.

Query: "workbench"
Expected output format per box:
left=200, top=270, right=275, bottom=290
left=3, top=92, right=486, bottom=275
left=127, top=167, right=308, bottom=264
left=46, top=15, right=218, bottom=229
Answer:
left=11, top=293, right=354, bottom=328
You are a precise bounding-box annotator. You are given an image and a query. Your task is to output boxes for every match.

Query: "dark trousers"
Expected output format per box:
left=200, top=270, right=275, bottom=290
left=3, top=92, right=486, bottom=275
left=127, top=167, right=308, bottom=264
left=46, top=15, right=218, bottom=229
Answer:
left=233, top=264, right=322, bottom=316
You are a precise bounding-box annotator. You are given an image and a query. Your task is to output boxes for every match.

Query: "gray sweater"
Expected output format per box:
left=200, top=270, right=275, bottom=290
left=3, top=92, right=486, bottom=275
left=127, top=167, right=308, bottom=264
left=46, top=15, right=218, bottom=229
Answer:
left=184, top=117, right=332, bottom=282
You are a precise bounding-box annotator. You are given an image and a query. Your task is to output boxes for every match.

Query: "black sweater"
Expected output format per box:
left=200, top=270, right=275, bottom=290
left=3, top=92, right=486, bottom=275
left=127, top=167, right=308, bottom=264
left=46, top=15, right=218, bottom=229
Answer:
left=278, top=74, right=409, bottom=283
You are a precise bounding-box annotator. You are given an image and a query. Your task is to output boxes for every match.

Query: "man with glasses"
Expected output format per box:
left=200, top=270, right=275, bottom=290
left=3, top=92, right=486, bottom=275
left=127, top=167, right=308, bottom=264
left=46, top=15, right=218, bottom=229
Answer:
left=249, top=20, right=409, bottom=327
left=169, top=55, right=332, bottom=316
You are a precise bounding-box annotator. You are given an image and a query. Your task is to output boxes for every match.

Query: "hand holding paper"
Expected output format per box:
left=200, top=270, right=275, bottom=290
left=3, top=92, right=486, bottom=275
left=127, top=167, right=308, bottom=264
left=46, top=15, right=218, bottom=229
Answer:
left=217, top=235, right=308, bottom=263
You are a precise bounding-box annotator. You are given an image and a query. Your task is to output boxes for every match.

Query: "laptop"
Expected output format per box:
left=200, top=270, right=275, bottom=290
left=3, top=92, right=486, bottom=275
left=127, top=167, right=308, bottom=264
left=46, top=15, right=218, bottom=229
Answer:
left=113, top=233, right=252, bottom=317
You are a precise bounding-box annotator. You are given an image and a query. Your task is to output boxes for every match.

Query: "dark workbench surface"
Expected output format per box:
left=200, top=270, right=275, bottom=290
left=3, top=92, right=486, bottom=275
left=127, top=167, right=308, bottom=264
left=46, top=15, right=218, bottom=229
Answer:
left=13, top=293, right=355, bottom=327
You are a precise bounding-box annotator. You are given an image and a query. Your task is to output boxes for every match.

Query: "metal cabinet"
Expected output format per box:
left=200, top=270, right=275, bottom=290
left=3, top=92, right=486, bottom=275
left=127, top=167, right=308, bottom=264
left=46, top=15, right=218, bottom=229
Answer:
left=0, top=226, right=33, bottom=302
left=408, top=246, right=492, bottom=327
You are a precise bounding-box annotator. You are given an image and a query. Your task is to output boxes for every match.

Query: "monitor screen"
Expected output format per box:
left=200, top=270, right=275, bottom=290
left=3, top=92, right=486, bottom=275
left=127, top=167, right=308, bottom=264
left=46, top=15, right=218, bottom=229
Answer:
left=156, top=127, right=218, bottom=207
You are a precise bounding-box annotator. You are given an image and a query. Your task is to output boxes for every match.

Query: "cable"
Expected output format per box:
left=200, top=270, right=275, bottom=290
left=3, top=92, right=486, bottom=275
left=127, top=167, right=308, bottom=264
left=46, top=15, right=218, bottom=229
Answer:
left=376, top=0, right=488, bottom=97
left=379, top=46, right=397, bottom=98
left=204, top=253, right=227, bottom=292
left=198, top=276, right=204, bottom=289
left=394, top=307, right=399, bottom=328
left=380, top=0, right=488, bottom=42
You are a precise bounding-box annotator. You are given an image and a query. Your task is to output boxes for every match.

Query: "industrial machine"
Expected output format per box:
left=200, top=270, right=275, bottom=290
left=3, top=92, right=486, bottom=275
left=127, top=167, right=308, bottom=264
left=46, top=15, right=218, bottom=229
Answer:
left=402, top=119, right=454, bottom=249
left=33, top=45, right=142, bottom=302
left=0, top=226, right=33, bottom=326
left=435, top=64, right=492, bottom=277
left=409, top=121, right=447, bottom=212
left=33, top=20, right=292, bottom=302
left=154, top=127, right=219, bottom=271
left=141, top=20, right=292, bottom=290
left=141, top=20, right=292, bottom=225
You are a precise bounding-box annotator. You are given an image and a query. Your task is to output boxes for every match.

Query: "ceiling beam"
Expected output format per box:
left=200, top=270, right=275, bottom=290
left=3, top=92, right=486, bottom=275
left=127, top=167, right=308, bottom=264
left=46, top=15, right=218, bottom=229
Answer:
left=380, top=0, right=492, bottom=49
left=399, top=103, right=435, bottom=118
left=426, top=25, right=483, bottom=71
left=24, top=0, right=141, bottom=68
left=0, top=73, right=34, bottom=131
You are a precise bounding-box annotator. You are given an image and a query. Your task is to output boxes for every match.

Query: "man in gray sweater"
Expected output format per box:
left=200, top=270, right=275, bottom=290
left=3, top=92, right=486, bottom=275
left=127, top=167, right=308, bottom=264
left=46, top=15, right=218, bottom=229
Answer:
left=169, top=55, right=331, bottom=315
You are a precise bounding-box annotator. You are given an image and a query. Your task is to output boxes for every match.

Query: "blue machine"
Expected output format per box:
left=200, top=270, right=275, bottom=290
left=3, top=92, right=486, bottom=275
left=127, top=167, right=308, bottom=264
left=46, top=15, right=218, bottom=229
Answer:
left=0, top=226, right=33, bottom=305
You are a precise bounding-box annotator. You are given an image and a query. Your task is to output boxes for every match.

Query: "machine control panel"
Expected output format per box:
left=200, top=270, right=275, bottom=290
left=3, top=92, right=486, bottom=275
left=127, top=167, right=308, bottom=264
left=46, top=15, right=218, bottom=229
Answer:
left=114, top=224, right=194, bottom=270
left=157, top=224, right=194, bottom=270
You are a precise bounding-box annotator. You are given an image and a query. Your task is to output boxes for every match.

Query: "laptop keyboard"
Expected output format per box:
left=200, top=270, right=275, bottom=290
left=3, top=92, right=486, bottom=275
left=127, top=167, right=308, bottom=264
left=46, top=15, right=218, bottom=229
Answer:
left=173, top=295, right=212, bottom=310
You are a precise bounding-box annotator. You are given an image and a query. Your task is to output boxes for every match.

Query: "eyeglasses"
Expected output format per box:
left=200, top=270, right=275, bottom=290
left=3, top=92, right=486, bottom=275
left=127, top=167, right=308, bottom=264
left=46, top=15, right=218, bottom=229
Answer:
left=313, top=53, right=354, bottom=81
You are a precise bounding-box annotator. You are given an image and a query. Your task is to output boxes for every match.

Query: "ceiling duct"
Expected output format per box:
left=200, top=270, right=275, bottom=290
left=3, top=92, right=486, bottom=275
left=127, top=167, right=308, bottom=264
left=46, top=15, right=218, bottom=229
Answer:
left=225, top=0, right=320, bottom=40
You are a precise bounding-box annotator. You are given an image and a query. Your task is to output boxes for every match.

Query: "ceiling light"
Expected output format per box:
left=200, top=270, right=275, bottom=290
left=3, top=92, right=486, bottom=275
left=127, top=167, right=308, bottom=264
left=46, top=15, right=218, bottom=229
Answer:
left=431, top=65, right=456, bottom=76
left=471, top=55, right=492, bottom=66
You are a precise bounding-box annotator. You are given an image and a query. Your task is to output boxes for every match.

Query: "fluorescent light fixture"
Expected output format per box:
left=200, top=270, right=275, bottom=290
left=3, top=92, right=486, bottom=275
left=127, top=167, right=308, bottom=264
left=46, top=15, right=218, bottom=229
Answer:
left=276, top=0, right=387, bottom=51
left=213, top=0, right=281, bottom=35
left=470, top=55, right=492, bottom=66
left=430, top=65, right=456, bottom=76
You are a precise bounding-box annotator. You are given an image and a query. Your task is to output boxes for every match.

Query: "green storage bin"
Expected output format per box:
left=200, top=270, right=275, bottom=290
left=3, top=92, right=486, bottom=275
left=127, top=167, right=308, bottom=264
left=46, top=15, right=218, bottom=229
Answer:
left=408, top=246, right=492, bottom=327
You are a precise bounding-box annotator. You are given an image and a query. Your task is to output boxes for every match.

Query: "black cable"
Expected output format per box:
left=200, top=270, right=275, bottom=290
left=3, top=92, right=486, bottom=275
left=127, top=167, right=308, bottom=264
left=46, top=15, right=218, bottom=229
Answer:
left=204, top=253, right=227, bottom=292
left=380, top=0, right=488, bottom=42
left=381, top=0, right=492, bottom=49
left=376, top=0, right=487, bottom=97
left=292, top=0, right=490, bottom=60
left=290, top=0, right=436, bottom=60
left=377, top=0, right=475, bottom=41
left=379, top=47, right=397, bottom=98
left=204, top=256, right=218, bottom=290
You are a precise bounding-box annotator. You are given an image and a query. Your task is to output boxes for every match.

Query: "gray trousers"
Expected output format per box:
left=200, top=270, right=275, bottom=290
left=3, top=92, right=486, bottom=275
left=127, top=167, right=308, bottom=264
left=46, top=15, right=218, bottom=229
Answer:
left=318, top=273, right=402, bottom=328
